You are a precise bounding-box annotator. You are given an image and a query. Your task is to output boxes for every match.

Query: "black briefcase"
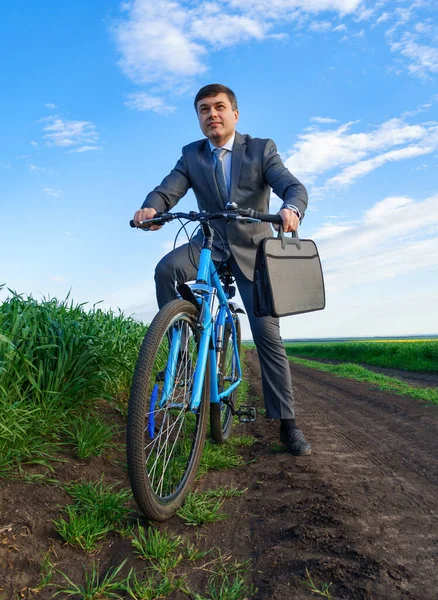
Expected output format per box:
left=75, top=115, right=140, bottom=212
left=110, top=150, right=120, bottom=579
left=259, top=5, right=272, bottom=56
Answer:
left=253, top=229, right=325, bottom=318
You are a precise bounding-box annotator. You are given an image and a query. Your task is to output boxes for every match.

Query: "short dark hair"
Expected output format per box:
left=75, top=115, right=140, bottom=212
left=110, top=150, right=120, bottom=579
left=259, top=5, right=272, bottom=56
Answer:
left=194, top=84, right=238, bottom=112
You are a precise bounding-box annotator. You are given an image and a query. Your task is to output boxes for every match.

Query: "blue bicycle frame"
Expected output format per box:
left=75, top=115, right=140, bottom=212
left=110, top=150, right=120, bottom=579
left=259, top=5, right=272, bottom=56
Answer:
left=159, top=235, right=242, bottom=413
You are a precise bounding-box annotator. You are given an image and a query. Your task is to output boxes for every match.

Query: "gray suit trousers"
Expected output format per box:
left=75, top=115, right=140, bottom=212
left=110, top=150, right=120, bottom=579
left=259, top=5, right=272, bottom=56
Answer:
left=155, top=243, right=295, bottom=420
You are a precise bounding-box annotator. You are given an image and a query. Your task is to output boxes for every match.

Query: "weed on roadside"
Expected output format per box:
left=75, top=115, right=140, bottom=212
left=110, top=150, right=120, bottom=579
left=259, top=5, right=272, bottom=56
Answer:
left=203, top=486, right=247, bottom=499
left=177, top=491, right=227, bottom=526
left=228, top=435, right=256, bottom=447
left=194, top=552, right=257, bottom=600
left=131, top=526, right=183, bottom=573
left=300, top=568, right=333, bottom=598
left=126, top=571, right=188, bottom=599
left=186, top=540, right=211, bottom=562
left=30, top=550, right=55, bottom=594
left=64, top=478, right=132, bottom=526
left=54, top=479, right=132, bottom=553
left=65, top=415, right=117, bottom=459
left=54, top=559, right=129, bottom=599
left=198, top=440, right=243, bottom=475
left=53, top=505, right=111, bottom=554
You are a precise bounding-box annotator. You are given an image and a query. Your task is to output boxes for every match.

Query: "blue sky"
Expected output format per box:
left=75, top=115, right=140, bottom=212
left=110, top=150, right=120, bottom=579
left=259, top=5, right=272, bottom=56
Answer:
left=1, top=0, right=437, bottom=339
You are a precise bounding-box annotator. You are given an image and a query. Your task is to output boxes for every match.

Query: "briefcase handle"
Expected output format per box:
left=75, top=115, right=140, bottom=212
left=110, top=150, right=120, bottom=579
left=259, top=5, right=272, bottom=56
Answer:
left=277, top=223, right=302, bottom=250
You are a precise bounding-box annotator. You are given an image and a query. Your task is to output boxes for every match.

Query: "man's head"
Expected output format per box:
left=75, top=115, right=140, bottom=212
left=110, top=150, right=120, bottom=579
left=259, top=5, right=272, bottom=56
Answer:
left=194, top=84, right=239, bottom=147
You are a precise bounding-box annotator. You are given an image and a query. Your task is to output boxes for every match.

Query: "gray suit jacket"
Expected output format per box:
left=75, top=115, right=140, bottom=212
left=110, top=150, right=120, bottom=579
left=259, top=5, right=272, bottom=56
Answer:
left=142, top=131, right=308, bottom=280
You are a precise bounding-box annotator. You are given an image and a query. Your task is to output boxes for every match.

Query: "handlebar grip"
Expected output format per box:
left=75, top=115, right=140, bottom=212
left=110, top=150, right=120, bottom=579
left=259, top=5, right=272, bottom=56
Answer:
left=242, top=209, right=282, bottom=225
left=130, top=220, right=136, bottom=228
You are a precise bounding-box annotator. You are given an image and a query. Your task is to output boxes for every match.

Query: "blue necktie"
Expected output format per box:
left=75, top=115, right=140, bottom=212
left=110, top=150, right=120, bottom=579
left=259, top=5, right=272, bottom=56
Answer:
left=213, top=148, right=229, bottom=206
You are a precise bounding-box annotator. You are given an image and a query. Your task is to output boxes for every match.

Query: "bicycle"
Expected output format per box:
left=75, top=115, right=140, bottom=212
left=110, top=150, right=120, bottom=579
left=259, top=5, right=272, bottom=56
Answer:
left=127, top=204, right=282, bottom=521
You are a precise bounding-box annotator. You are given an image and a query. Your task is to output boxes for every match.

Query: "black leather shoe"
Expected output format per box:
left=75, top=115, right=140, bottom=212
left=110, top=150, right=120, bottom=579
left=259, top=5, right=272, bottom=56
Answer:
left=280, top=428, right=311, bottom=456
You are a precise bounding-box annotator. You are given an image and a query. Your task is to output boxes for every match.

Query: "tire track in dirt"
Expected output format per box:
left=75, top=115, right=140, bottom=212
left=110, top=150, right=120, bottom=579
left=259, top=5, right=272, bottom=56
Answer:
left=213, top=350, right=438, bottom=599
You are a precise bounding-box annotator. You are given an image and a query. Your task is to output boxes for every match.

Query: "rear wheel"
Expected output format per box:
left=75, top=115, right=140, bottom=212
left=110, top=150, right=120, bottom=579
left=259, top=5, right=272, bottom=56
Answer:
left=210, top=314, right=241, bottom=443
left=127, top=300, right=209, bottom=521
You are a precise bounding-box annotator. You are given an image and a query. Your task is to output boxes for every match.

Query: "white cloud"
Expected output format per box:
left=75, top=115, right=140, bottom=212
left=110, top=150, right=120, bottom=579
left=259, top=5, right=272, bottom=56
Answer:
left=191, top=14, right=269, bottom=46
left=112, top=0, right=363, bottom=101
left=43, top=188, right=62, bottom=197
left=325, top=144, right=433, bottom=188
left=227, top=0, right=361, bottom=16
left=390, top=34, right=438, bottom=78
left=308, top=20, right=333, bottom=32
left=30, top=141, right=38, bottom=147
left=69, top=145, right=101, bottom=153
left=312, top=193, right=438, bottom=289
left=376, top=12, right=390, bottom=24
left=101, top=279, right=158, bottom=323
left=125, top=92, right=176, bottom=115
left=49, top=275, right=67, bottom=282
left=29, top=164, right=47, bottom=172
left=285, top=115, right=438, bottom=192
left=310, top=116, right=338, bottom=123
left=45, top=103, right=57, bottom=109
left=113, top=1, right=207, bottom=85
left=42, top=115, right=100, bottom=151
left=0, top=161, right=11, bottom=169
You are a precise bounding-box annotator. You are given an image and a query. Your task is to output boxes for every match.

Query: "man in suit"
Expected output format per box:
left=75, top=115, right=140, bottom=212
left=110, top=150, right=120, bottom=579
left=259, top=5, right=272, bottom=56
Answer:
left=133, top=83, right=311, bottom=456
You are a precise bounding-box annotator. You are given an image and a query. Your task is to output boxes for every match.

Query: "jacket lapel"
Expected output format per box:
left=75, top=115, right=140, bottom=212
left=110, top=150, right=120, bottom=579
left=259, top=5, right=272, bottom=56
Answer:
left=199, top=140, right=223, bottom=208
left=230, top=131, right=246, bottom=202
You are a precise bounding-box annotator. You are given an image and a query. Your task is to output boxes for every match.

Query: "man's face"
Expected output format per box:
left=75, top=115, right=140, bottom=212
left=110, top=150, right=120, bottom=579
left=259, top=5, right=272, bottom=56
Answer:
left=196, top=93, right=239, bottom=146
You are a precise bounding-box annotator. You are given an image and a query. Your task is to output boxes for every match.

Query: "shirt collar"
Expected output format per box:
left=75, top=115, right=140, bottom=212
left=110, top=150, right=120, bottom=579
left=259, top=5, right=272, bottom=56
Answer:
left=209, top=132, right=235, bottom=154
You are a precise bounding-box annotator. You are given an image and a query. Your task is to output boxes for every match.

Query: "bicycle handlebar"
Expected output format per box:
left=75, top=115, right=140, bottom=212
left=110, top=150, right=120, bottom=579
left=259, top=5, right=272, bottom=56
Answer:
left=129, top=208, right=282, bottom=229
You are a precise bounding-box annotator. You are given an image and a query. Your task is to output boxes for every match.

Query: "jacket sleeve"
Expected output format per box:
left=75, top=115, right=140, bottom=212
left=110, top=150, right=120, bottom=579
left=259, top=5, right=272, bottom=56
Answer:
left=262, top=139, right=308, bottom=218
left=141, top=153, right=191, bottom=212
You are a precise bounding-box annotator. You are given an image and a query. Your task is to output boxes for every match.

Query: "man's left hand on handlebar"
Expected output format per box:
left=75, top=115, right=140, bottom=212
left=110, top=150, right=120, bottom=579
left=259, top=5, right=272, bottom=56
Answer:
left=274, top=208, right=300, bottom=233
left=133, top=207, right=163, bottom=230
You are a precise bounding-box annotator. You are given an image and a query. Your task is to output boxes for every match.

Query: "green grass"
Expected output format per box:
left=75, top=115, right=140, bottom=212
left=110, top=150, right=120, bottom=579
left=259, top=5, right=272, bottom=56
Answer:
left=285, top=340, right=438, bottom=373
left=289, top=357, right=438, bottom=404
left=126, top=571, right=187, bottom=600
left=131, top=527, right=183, bottom=573
left=64, top=414, right=118, bottom=459
left=54, top=560, right=129, bottom=599
left=53, top=505, right=112, bottom=554
left=177, top=491, right=228, bottom=526
left=300, top=568, right=333, bottom=598
left=54, top=479, right=132, bottom=553
left=199, top=440, right=244, bottom=474
left=194, top=553, right=257, bottom=600
left=30, top=551, right=55, bottom=594
left=202, top=486, right=247, bottom=499
left=227, top=434, right=256, bottom=447
left=0, top=290, right=145, bottom=475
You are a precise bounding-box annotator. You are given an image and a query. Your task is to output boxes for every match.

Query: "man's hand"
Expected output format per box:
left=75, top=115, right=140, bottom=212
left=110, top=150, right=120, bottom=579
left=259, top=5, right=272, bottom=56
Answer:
left=132, top=208, right=163, bottom=231
left=273, top=208, right=300, bottom=233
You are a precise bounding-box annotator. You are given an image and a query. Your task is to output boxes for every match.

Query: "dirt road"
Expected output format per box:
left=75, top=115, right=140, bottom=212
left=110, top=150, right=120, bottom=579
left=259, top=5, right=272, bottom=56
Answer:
left=1, top=351, right=437, bottom=599
left=213, top=350, right=438, bottom=599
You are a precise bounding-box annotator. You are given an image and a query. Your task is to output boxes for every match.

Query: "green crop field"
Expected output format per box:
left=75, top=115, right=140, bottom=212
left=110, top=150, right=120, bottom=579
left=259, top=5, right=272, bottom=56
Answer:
left=0, top=290, right=146, bottom=475
left=285, top=340, right=438, bottom=373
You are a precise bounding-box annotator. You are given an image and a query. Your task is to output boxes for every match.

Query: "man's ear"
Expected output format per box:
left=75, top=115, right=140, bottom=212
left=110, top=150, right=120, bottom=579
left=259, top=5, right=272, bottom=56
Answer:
left=234, top=110, right=239, bottom=123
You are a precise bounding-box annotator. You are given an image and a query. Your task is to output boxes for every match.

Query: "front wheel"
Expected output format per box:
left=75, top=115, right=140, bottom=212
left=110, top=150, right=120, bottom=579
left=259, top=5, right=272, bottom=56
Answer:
left=127, top=300, right=209, bottom=521
left=210, top=313, right=241, bottom=443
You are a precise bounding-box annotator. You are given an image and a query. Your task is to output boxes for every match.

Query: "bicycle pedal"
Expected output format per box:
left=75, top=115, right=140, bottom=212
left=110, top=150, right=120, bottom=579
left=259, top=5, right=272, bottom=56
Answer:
left=235, top=406, right=256, bottom=423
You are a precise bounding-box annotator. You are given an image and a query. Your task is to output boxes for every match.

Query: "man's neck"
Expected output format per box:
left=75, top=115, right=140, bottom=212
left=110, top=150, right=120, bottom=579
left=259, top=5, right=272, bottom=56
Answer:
left=209, top=131, right=235, bottom=148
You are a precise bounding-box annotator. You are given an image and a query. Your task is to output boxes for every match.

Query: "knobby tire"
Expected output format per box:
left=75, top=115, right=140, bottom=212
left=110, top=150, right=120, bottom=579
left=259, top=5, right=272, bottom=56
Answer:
left=127, top=300, right=209, bottom=521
